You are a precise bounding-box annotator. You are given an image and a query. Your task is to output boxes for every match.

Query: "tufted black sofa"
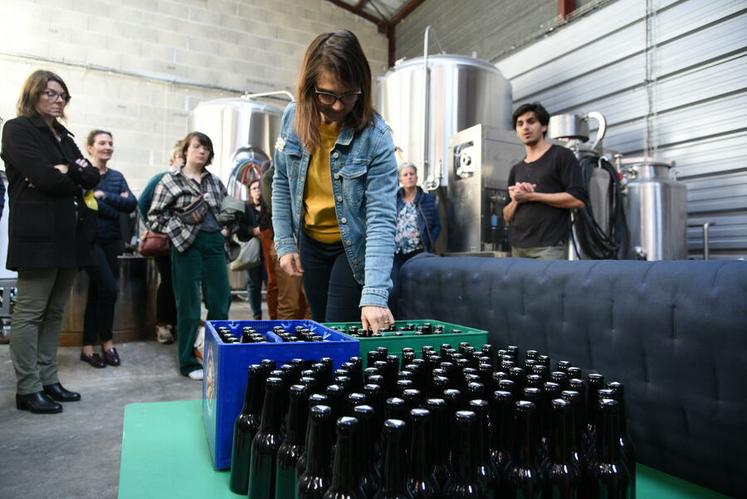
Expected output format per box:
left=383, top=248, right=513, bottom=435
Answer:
left=395, top=254, right=747, bottom=497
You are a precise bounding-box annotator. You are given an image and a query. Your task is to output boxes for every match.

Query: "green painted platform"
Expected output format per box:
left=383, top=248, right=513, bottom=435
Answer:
left=119, top=400, right=729, bottom=499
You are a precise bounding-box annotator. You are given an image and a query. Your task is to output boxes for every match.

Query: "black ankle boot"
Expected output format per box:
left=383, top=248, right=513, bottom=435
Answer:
left=16, top=392, right=63, bottom=414
left=43, top=383, right=81, bottom=402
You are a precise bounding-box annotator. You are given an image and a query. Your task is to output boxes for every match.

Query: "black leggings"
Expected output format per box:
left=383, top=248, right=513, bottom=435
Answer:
left=299, top=231, right=361, bottom=323
left=154, top=255, right=177, bottom=325
left=83, top=239, right=120, bottom=345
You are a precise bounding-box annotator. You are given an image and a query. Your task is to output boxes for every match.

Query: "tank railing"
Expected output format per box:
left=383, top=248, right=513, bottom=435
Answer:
left=241, top=90, right=295, bottom=103
left=422, top=25, right=432, bottom=190
left=688, top=221, right=715, bottom=260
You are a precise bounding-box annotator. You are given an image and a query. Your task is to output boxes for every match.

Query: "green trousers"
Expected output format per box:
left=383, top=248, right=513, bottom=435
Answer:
left=171, top=231, right=231, bottom=376
left=10, top=268, right=78, bottom=394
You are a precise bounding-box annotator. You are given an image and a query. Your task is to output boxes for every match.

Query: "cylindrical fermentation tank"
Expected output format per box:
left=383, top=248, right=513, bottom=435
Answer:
left=188, top=96, right=285, bottom=289
left=188, top=96, right=284, bottom=186
left=619, top=157, right=688, bottom=260
left=377, top=54, right=514, bottom=189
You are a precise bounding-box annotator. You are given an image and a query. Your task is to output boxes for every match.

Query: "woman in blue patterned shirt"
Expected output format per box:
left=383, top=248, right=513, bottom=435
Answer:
left=389, top=163, right=441, bottom=310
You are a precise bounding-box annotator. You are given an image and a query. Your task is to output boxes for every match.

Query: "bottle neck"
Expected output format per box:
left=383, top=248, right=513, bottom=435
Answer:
left=258, top=386, right=283, bottom=433
left=329, top=429, right=360, bottom=492
left=453, top=419, right=477, bottom=482
left=597, top=406, right=623, bottom=462
left=515, top=410, right=539, bottom=466
left=381, top=431, right=409, bottom=493
left=550, top=409, right=573, bottom=463
left=409, top=417, right=432, bottom=478
left=284, top=395, right=309, bottom=446
left=304, top=417, right=333, bottom=475
left=242, top=373, right=263, bottom=415
left=492, top=401, right=513, bottom=453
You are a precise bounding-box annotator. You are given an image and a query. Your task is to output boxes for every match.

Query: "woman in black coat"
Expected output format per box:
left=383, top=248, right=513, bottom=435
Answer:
left=236, top=178, right=270, bottom=319
left=0, top=70, right=100, bottom=414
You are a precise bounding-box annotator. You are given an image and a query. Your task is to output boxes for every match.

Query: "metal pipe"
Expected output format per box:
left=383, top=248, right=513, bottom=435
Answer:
left=422, top=26, right=432, bottom=190
left=703, top=221, right=714, bottom=260
left=242, top=90, right=295, bottom=102
left=688, top=221, right=715, bottom=260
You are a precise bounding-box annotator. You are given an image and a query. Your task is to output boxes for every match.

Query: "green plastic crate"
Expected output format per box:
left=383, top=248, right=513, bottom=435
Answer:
left=324, top=319, right=488, bottom=368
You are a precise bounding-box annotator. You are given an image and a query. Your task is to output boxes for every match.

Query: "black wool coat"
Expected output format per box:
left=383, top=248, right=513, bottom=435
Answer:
left=1, top=116, right=100, bottom=271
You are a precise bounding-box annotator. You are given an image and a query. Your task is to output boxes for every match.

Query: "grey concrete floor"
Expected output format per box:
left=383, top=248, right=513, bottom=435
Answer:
left=0, top=297, right=258, bottom=499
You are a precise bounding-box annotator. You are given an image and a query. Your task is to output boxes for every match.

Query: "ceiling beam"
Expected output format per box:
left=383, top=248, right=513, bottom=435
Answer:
left=325, top=0, right=386, bottom=31
left=390, top=0, right=427, bottom=25
left=558, top=0, right=575, bottom=18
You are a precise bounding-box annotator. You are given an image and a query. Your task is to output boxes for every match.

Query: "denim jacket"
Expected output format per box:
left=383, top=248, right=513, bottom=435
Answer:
left=272, top=103, right=398, bottom=308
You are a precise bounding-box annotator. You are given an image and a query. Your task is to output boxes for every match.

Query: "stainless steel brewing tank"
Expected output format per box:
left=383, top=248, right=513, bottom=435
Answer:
left=621, top=158, right=688, bottom=260
left=377, top=55, right=513, bottom=188
left=188, top=97, right=283, bottom=184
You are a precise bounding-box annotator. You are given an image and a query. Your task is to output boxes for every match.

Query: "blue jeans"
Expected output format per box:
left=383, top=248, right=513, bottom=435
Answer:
left=299, top=231, right=361, bottom=323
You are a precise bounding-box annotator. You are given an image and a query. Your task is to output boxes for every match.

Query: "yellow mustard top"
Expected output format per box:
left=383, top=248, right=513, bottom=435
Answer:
left=303, top=121, right=341, bottom=243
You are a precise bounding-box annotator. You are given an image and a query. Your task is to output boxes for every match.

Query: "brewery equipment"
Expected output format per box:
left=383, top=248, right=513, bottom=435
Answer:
left=378, top=28, right=521, bottom=253
left=188, top=92, right=289, bottom=289
left=447, top=124, right=523, bottom=253
left=617, top=157, right=688, bottom=260
left=188, top=93, right=287, bottom=186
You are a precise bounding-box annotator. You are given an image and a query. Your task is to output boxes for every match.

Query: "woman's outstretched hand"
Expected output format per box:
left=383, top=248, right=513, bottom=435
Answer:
left=361, top=306, right=395, bottom=334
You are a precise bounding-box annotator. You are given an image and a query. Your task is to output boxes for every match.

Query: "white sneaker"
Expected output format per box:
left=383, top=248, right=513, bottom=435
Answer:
left=188, top=369, right=204, bottom=380
left=156, top=325, right=175, bottom=344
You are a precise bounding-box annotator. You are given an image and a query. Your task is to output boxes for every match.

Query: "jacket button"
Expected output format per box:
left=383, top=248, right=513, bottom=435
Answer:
left=333, top=152, right=339, bottom=159
left=334, top=173, right=341, bottom=180
left=336, top=195, right=343, bottom=202
left=341, top=217, right=347, bottom=224
left=346, top=239, right=352, bottom=245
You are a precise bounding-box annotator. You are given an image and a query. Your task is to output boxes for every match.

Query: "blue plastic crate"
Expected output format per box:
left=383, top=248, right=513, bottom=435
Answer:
left=202, top=320, right=359, bottom=470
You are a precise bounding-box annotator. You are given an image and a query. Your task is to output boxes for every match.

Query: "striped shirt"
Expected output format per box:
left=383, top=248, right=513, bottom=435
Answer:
left=147, top=168, right=228, bottom=252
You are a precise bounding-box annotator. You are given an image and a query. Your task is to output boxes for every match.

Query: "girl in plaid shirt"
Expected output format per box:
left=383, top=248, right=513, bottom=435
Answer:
left=148, top=132, right=231, bottom=380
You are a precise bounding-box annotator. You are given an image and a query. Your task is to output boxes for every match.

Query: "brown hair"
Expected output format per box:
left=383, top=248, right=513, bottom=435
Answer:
left=16, top=70, right=71, bottom=120
left=86, top=129, right=112, bottom=147
left=294, top=30, right=374, bottom=151
left=180, top=131, right=215, bottom=167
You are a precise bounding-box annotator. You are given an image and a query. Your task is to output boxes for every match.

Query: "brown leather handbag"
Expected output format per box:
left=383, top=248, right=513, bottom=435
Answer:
left=138, top=231, right=170, bottom=257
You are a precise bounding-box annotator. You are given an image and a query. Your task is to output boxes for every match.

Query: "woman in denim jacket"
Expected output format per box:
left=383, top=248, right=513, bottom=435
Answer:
left=272, top=30, right=398, bottom=332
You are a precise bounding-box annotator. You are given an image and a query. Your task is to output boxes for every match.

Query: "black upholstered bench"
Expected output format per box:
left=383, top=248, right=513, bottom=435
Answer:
left=395, top=254, right=747, bottom=497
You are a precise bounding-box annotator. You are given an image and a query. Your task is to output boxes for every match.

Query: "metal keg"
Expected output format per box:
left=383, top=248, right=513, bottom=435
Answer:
left=61, top=255, right=158, bottom=345
left=619, top=157, right=688, bottom=260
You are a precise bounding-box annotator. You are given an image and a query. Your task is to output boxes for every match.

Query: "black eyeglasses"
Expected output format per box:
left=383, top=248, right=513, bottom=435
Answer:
left=41, top=89, right=71, bottom=103
left=314, top=89, right=362, bottom=106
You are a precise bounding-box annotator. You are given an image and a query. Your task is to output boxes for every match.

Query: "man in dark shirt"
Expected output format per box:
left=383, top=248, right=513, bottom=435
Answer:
left=503, top=102, right=587, bottom=259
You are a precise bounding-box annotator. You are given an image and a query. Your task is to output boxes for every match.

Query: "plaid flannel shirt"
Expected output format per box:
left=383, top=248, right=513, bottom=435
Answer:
left=147, top=169, right=229, bottom=252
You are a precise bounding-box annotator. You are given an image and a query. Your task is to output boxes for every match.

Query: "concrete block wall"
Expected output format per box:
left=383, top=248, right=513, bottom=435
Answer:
left=0, top=0, right=388, bottom=192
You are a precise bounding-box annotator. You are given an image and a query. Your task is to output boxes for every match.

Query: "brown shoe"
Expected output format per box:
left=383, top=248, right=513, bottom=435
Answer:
left=102, top=347, right=121, bottom=367
left=80, top=351, right=106, bottom=368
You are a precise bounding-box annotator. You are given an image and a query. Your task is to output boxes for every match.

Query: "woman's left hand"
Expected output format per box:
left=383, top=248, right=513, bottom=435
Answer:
left=361, top=306, right=395, bottom=333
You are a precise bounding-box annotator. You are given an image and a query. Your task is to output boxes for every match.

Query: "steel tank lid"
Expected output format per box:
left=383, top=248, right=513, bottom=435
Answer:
left=190, top=97, right=284, bottom=115
left=617, top=156, right=675, bottom=168
left=388, top=54, right=503, bottom=75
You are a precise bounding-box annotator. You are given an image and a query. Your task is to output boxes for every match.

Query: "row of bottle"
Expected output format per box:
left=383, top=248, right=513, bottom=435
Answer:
left=215, top=325, right=325, bottom=344
left=329, top=322, right=462, bottom=338
left=229, top=343, right=635, bottom=498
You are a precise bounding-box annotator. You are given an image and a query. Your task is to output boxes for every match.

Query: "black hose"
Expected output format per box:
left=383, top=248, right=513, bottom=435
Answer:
left=571, top=155, right=628, bottom=259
